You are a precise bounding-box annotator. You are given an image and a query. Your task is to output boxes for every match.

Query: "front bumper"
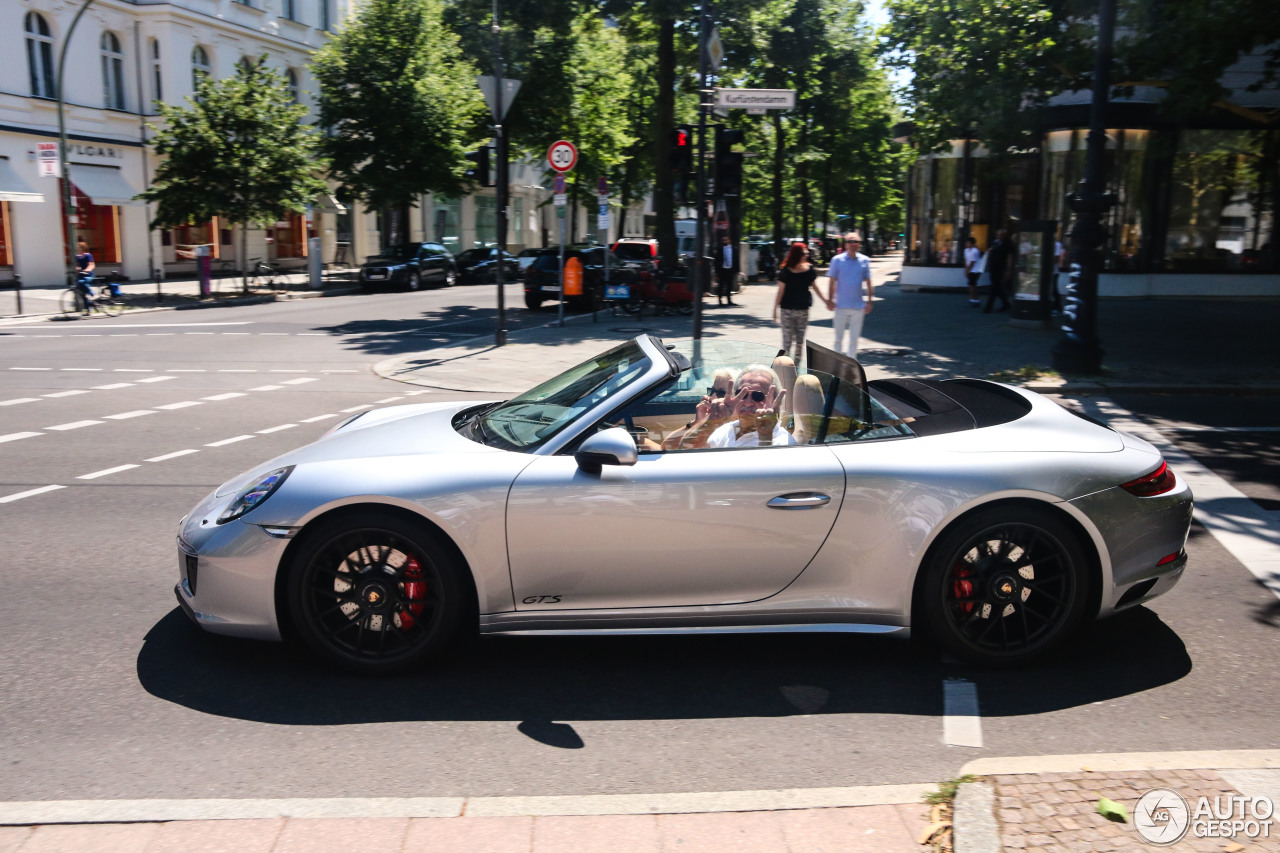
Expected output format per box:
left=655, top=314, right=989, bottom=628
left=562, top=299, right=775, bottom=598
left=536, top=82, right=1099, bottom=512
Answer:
left=360, top=266, right=404, bottom=285
left=175, top=521, right=290, bottom=641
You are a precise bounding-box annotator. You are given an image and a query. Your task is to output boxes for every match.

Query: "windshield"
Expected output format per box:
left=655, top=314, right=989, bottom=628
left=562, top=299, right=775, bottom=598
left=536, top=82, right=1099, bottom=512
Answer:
left=470, top=340, right=651, bottom=451
left=369, top=244, right=418, bottom=262
left=530, top=253, right=562, bottom=272
left=613, top=244, right=652, bottom=261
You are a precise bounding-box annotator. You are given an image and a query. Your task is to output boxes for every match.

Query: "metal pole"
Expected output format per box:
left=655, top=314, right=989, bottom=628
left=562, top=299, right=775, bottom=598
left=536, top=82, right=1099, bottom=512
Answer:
left=56, top=0, right=97, bottom=294
left=557, top=200, right=565, bottom=328
left=132, top=22, right=160, bottom=303
left=492, top=0, right=507, bottom=346
left=1052, top=0, right=1115, bottom=374
left=692, top=0, right=710, bottom=340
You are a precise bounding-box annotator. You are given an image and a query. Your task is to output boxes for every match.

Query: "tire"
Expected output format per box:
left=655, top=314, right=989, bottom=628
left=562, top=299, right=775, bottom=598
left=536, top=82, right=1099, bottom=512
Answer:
left=406, top=270, right=421, bottom=292
left=286, top=512, right=471, bottom=675
left=97, top=292, right=122, bottom=317
left=919, top=505, right=1091, bottom=666
left=60, top=289, right=86, bottom=317
left=524, top=293, right=542, bottom=310
left=444, top=269, right=456, bottom=287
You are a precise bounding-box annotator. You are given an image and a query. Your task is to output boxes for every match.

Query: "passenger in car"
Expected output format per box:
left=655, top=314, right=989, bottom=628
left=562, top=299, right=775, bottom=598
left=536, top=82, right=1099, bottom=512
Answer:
left=661, top=367, right=737, bottom=450
left=679, top=365, right=795, bottom=449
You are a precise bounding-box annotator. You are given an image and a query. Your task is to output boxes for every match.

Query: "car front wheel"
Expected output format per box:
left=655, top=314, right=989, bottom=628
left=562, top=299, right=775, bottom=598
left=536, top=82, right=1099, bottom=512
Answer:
left=287, top=512, right=470, bottom=674
left=406, top=271, right=421, bottom=291
left=920, top=506, right=1090, bottom=666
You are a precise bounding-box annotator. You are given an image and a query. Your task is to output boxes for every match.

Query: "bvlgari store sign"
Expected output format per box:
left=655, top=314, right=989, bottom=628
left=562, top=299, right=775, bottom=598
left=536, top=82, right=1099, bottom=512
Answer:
left=67, top=144, right=124, bottom=161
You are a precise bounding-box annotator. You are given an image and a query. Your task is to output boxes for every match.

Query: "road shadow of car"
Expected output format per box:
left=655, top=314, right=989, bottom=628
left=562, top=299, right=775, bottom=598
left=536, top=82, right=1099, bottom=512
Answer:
left=138, top=606, right=1189, bottom=726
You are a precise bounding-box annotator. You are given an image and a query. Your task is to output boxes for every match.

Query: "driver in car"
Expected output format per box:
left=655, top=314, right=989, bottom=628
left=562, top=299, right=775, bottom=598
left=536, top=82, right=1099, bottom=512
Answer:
left=678, top=366, right=794, bottom=449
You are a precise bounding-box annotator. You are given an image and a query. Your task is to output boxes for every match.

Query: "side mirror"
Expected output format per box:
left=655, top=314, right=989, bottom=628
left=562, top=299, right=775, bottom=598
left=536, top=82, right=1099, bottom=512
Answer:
left=575, top=427, right=638, bottom=474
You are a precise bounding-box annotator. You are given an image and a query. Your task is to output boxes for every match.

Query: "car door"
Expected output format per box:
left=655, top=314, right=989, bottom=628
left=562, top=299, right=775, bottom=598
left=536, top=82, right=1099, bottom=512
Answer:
left=505, top=443, right=846, bottom=611
left=421, top=244, right=446, bottom=283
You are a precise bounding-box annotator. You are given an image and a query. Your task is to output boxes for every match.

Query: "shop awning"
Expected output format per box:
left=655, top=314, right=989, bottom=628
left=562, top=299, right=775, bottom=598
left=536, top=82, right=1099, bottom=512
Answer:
left=0, top=157, right=44, bottom=203
left=315, top=192, right=347, bottom=214
left=68, top=164, right=143, bottom=206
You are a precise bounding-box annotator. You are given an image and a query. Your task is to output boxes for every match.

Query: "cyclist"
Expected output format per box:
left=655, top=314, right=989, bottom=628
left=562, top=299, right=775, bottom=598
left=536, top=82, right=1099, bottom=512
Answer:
left=74, top=240, right=97, bottom=311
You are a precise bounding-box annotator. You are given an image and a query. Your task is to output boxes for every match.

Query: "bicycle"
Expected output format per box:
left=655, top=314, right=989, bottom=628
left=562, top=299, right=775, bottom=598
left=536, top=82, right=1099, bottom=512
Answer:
left=60, top=277, right=122, bottom=318
left=247, top=258, right=280, bottom=290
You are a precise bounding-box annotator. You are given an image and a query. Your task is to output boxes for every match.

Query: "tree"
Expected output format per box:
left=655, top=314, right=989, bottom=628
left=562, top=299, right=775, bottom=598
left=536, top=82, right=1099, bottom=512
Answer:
left=139, top=59, right=328, bottom=293
left=313, top=0, right=486, bottom=242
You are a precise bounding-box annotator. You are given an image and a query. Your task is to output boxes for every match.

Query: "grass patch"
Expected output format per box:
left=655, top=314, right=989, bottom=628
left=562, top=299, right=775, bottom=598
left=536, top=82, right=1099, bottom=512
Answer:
left=989, top=364, right=1061, bottom=383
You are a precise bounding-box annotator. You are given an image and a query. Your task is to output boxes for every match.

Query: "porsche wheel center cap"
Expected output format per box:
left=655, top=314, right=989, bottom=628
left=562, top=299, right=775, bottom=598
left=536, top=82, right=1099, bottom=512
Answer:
left=991, top=573, right=1019, bottom=602
left=361, top=581, right=391, bottom=611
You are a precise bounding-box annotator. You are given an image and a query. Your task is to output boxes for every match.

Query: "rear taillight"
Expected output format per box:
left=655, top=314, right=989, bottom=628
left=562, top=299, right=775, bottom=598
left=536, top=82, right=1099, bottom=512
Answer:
left=1121, top=460, right=1178, bottom=497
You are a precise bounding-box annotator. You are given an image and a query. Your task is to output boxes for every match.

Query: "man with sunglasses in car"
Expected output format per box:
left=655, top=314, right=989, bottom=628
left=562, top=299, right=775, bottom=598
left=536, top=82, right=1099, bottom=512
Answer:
left=677, top=366, right=794, bottom=449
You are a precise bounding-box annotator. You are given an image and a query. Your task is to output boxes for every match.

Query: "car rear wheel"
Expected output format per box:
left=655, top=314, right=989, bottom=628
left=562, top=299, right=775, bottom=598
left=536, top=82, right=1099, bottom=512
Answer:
left=524, top=293, right=542, bottom=310
left=920, top=506, right=1090, bottom=666
left=287, top=513, right=469, bottom=674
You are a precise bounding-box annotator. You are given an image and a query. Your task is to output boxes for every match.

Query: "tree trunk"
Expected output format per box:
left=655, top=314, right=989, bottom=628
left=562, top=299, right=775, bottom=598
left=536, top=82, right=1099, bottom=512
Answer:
left=799, top=116, right=810, bottom=243
left=654, top=18, right=675, bottom=272
left=771, top=111, right=786, bottom=255
left=240, top=223, right=249, bottom=294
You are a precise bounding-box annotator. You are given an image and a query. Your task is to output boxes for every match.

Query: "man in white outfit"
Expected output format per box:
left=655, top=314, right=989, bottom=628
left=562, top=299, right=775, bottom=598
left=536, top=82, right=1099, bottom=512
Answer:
left=826, top=232, right=874, bottom=356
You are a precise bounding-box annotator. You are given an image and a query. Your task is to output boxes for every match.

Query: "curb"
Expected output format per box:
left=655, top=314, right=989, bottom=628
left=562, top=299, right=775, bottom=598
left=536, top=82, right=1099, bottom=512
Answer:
left=0, top=286, right=361, bottom=323
left=0, top=783, right=937, bottom=826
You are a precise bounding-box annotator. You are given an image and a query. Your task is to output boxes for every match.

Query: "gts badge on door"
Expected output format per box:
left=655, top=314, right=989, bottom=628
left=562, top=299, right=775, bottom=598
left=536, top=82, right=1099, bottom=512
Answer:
left=522, top=595, right=563, bottom=605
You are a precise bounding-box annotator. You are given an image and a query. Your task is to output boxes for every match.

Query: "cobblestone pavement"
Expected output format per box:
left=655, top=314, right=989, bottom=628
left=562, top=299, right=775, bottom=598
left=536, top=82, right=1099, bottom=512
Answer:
left=992, top=770, right=1278, bottom=852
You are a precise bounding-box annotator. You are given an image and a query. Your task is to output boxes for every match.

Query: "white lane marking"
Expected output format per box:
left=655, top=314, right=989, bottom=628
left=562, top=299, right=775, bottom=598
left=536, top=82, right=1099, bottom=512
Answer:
left=63, top=368, right=102, bottom=372
left=0, top=485, right=65, bottom=504
left=404, top=390, right=428, bottom=396
left=11, top=367, right=51, bottom=371
left=1079, top=397, right=1280, bottom=600
left=375, top=397, right=404, bottom=404
left=321, top=369, right=359, bottom=373
left=221, top=332, right=251, bottom=335
left=203, top=393, right=246, bottom=401
left=261, top=333, right=288, bottom=336
left=300, top=414, right=339, bottom=423
left=77, top=464, right=140, bottom=480
left=249, top=384, right=284, bottom=391
left=146, top=333, right=175, bottom=336
left=1, top=398, right=39, bottom=406
left=1165, top=425, right=1280, bottom=434
left=206, top=435, right=254, bottom=447
left=269, top=369, right=306, bottom=372
left=137, top=376, right=176, bottom=383
left=146, top=449, right=199, bottom=462
left=943, top=678, right=983, bottom=748
left=340, top=404, right=374, bottom=413
left=114, top=368, right=153, bottom=373
left=46, top=420, right=103, bottom=431
left=110, top=334, right=138, bottom=337
left=155, top=401, right=202, bottom=410
left=298, top=332, right=325, bottom=336
left=257, top=424, right=297, bottom=434
left=103, top=410, right=156, bottom=420
left=0, top=432, right=42, bottom=443
left=281, top=377, right=318, bottom=385
left=44, top=390, right=90, bottom=398
left=56, top=322, right=253, bottom=328
left=71, top=334, right=101, bottom=337
left=168, top=369, right=206, bottom=373
left=93, top=383, right=134, bottom=390
left=218, top=369, right=256, bottom=373
left=185, top=332, right=214, bottom=335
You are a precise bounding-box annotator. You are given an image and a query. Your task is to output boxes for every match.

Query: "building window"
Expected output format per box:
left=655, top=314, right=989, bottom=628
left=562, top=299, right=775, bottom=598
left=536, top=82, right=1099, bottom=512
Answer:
left=149, top=39, right=162, bottom=106
left=191, top=45, right=211, bottom=93
left=67, top=181, right=122, bottom=264
left=286, top=69, right=300, bottom=104
left=0, top=201, right=13, bottom=266
left=432, top=197, right=461, bottom=250
left=101, top=32, right=126, bottom=110
left=25, top=12, right=55, bottom=99
left=319, top=0, right=331, bottom=32
left=238, top=56, right=256, bottom=73
left=474, top=195, right=497, bottom=247
left=282, top=0, right=296, bottom=21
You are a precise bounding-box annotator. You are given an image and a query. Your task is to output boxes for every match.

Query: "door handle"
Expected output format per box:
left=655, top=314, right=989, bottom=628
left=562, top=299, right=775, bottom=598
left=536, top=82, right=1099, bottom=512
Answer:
left=767, top=492, right=832, bottom=509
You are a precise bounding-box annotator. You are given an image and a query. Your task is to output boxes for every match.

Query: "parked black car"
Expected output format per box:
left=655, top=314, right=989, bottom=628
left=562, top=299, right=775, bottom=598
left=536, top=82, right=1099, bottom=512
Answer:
left=359, top=242, right=456, bottom=291
left=454, top=247, right=522, bottom=284
left=523, top=246, right=637, bottom=310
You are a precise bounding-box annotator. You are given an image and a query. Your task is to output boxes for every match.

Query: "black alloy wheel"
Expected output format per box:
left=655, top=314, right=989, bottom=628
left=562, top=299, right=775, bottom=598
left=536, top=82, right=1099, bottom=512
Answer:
left=524, top=293, right=542, bottom=310
left=921, top=506, right=1090, bottom=665
left=287, top=513, right=469, bottom=674
left=406, top=270, right=421, bottom=291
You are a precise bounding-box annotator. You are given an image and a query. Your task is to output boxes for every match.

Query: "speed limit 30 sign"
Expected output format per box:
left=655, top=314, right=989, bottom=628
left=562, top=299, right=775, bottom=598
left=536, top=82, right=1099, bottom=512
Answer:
left=547, top=140, right=578, bottom=173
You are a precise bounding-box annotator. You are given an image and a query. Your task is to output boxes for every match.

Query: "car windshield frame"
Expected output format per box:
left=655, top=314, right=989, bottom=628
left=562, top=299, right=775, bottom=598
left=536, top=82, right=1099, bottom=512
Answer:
left=466, top=340, right=656, bottom=452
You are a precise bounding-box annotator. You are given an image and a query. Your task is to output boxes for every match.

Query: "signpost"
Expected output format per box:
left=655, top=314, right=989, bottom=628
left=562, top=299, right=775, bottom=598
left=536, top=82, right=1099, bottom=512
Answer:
left=547, top=140, right=578, bottom=174
left=714, top=88, right=796, bottom=110
left=552, top=166, right=569, bottom=327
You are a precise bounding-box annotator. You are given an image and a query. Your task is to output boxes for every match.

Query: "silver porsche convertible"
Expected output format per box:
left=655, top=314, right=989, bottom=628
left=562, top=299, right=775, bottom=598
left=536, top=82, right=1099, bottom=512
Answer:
left=175, top=336, right=1192, bottom=673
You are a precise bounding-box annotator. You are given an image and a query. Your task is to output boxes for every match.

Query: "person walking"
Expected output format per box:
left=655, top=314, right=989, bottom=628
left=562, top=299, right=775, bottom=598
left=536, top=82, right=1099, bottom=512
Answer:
left=716, top=234, right=737, bottom=306
left=771, top=242, right=831, bottom=364
left=963, top=236, right=983, bottom=307
left=982, top=229, right=1012, bottom=313
left=826, top=232, right=874, bottom=356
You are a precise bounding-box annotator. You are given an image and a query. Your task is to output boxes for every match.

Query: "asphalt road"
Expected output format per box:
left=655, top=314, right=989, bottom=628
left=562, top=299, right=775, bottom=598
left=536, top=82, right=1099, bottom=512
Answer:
left=0, top=288, right=1276, bottom=803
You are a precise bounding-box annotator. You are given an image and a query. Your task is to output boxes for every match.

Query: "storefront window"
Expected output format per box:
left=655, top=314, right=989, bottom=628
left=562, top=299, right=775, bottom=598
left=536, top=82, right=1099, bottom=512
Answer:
left=274, top=213, right=306, bottom=258
left=173, top=219, right=219, bottom=259
left=474, top=195, right=496, bottom=248
left=0, top=202, right=12, bottom=266
left=68, top=182, right=121, bottom=263
left=932, top=157, right=961, bottom=264
left=432, top=197, right=461, bottom=251
left=1165, top=130, right=1274, bottom=272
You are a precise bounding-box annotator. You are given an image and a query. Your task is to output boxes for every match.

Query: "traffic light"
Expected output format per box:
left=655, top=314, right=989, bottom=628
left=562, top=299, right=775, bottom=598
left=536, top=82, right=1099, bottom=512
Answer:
left=465, top=147, right=492, bottom=187
left=670, top=125, right=693, bottom=204
left=714, top=127, right=745, bottom=198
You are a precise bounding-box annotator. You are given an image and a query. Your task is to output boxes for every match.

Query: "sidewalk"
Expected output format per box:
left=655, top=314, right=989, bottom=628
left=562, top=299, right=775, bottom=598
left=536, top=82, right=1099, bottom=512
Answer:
left=375, top=252, right=1280, bottom=395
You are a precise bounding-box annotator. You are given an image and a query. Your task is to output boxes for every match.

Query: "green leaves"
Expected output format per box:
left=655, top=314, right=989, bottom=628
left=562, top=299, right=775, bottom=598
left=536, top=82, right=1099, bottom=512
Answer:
left=139, top=58, right=327, bottom=231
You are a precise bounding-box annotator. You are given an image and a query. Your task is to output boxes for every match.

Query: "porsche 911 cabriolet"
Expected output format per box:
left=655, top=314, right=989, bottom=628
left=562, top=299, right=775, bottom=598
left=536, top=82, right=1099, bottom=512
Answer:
left=175, top=336, right=1192, bottom=673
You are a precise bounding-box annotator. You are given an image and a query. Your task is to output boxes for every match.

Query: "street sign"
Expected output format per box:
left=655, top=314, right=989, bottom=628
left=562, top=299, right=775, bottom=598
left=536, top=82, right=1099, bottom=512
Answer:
left=36, top=142, right=59, bottom=178
left=547, top=140, right=578, bottom=173
left=553, top=173, right=566, bottom=194
left=598, top=176, right=608, bottom=196
left=476, top=76, right=522, bottom=122
left=715, top=88, right=796, bottom=110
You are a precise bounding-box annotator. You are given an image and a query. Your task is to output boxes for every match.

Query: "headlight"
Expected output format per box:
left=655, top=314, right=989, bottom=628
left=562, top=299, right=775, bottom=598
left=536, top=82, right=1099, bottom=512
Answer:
left=217, top=466, right=293, bottom=524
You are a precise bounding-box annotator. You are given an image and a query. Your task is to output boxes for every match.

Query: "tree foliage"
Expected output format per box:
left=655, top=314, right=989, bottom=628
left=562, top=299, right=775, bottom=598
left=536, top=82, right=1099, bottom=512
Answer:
left=313, top=0, right=486, bottom=212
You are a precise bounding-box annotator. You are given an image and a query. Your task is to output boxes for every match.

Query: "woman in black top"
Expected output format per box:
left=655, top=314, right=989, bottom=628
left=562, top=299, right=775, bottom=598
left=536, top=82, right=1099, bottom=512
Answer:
left=771, top=242, right=832, bottom=363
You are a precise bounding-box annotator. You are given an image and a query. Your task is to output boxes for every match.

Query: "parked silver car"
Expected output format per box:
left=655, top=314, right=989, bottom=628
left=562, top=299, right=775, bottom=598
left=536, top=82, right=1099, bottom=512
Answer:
left=175, top=337, right=1192, bottom=673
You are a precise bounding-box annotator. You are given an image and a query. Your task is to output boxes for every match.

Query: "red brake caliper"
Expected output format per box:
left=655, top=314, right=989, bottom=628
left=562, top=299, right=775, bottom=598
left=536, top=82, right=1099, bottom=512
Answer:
left=952, top=565, right=975, bottom=614
left=399, top=557, right=425, bottom=629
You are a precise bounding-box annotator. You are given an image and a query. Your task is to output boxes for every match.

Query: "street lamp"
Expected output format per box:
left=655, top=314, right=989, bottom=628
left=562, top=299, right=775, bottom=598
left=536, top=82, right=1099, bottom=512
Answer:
left=56, top=0, right=98, bottom=293
left=1052, top=0, right=1116, bottom=374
